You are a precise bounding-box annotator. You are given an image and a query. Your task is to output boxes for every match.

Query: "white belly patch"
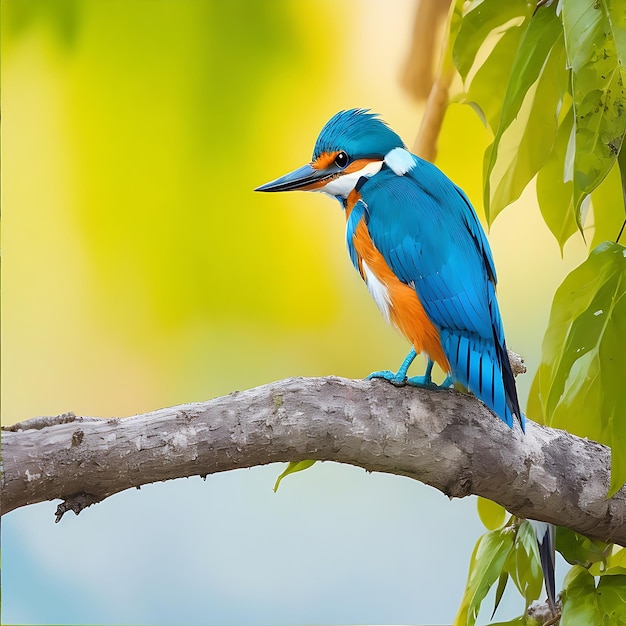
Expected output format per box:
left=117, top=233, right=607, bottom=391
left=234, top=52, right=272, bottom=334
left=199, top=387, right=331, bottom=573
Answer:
left=362, top=261, right=391, bottom=323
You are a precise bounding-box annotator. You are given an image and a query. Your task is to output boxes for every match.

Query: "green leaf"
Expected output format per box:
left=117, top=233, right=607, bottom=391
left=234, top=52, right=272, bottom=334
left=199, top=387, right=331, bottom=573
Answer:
left=528, top=241, right=626, bottom=495
left=561, top=566, right=626, bottom=625
left=510, top=521, right=544, bottom=605
left=562, top=0, right=626, bottom=224
left=452, top=0, right=529, bottom=81
left=597, top=574, right=626, bottom=623
left=491, top=7, right=565, bottom=134
left=605, top=547, right=626, bottom=575
left=488, top=522, right=544, bottom=618
left=561, top=566, right=604, bottom=625
left=492, top=571, right=509, bottom=619
left=477, top=497, right=508, bottom=530
left=273, top=460, right=316, bottom=492
left=456, top=22, right=528, bottom=132
left=591, top=161, right=626, bottom=249
left=590, top=545, right=626, bottom=576
left=453, top=527, right=516, bottom=626
left=556, top=526, right=610, bottom=569
left=442, top=0, right=472, bottom=78
left=536, top=106, right=579, bottom=251
left=485, top=8, right=568, bottom=223
left=608, top=1, right=626, bottom=66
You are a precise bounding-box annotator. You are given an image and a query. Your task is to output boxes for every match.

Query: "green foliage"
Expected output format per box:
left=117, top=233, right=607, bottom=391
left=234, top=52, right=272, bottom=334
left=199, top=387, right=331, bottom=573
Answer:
left=484, top=5, right=568, bottom=224
left=536, top=107, right=578, bottom=248
left=452, top=0, right=626, bottom=245
left=507, top=522, right=544, bottom=605
left=454, top=527, right=516, bottom=626
left=561, top=566, right=626, bottom=624
left=273, top=460, right=316, bottom=492
left=594, top=575, right=626, bottom=622
left=590, top=545, right=626, bottom=576
left=559, top=536, right=626, bottom=577
left=562, top=0, right=626, bottom=222
left=477, top=497, right=508, bottom=531
left=527, top=241, right=626, bottom=495
left=449, top=1, right=626, bottom=623
left=462, top=511, right=626, bottom=624
left=556, top=526, right=611, bottom=569
left=591, top=162, right=626, bottom=249
left=453, top=0, right=529, bottom=133
left=454, top=521, right=545, bottom=626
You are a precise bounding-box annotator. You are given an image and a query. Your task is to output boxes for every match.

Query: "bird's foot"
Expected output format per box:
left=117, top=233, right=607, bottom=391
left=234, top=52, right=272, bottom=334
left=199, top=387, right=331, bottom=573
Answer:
left=367, top=370, right=408, bottom=386
left=368, top=371, right=448, bottom=390
left=405, top=373, right=453, bottom=390
left=405, top=374, right=438, bottom=389
left=367, top=348, right=418, bottom=386
left=368, top=370, right=453, bottom=390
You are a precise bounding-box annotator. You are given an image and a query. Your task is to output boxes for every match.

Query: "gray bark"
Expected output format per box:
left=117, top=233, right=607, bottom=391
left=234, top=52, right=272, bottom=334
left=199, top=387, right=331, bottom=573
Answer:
left=1, top=376, right=624, bottom=545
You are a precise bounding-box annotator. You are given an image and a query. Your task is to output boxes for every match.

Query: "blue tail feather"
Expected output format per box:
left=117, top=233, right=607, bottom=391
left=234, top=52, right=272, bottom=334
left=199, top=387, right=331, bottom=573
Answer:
left=442, top=330, right=521, bottom=429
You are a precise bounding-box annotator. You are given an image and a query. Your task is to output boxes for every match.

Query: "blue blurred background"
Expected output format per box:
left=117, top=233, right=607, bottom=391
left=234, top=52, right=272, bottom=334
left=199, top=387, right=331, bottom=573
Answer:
left=2, top=1, right=584, bottom=623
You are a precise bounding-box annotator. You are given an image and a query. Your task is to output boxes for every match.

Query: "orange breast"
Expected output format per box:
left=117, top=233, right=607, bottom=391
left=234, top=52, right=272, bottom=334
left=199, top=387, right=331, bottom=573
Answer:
left=346, top=190, right=450, bottom=372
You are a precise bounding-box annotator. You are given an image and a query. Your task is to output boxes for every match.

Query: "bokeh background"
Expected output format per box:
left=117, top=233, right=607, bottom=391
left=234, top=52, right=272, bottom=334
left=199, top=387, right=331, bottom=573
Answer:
left=2, top=1, right=587, bottom=624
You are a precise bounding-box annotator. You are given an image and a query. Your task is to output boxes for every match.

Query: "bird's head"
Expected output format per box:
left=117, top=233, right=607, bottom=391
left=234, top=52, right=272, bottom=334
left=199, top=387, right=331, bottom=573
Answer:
left=255, top=109, right=407, bottom=199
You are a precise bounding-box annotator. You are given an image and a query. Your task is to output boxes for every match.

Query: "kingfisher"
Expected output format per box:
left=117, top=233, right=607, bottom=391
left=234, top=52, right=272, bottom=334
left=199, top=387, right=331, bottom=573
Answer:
left=255, top=109, right=524, bottom=431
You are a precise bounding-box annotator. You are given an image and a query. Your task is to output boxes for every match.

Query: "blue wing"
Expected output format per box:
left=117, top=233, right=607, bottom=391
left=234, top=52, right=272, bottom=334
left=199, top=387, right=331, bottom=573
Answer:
left=359, top=156, right=523, bottom=429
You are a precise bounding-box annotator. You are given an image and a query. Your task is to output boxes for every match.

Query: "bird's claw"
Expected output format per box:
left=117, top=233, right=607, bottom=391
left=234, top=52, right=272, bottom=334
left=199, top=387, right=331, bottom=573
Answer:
left=367, top=370, right=407, bottom=386
left=367, top=354, right=450, bottom=390
left=368, top=371, right=453, bottom=390
left=405, top=375, right=438, bottom=389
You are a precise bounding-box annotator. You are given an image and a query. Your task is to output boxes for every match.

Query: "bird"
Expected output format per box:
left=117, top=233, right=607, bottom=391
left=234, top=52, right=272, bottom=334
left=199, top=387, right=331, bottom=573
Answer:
left=255, top=109, right=560, bottom=613
left=256, top=108, right=524, bottom=431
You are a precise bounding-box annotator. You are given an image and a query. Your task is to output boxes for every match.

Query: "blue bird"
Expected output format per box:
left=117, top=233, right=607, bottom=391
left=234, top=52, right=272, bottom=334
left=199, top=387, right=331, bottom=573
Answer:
left=256, top=108, right=524, bottom=431
left=255, top=109, right=561, bottom=612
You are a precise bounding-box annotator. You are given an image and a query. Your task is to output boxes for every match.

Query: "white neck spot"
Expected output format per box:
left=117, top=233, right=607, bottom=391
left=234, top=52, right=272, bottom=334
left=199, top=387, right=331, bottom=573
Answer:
left=384, top=147, right=415, bottom=176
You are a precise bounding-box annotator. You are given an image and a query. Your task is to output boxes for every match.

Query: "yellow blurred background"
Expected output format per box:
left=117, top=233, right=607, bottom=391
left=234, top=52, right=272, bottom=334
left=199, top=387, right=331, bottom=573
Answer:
left=2, top=2, right=588, bottom=624
left=2, top=0, right=586, bottom=426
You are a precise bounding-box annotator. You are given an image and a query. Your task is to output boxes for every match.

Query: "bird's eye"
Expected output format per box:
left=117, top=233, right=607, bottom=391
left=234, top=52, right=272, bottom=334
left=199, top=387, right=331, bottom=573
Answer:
left=334, top=151, right=349, bottom=168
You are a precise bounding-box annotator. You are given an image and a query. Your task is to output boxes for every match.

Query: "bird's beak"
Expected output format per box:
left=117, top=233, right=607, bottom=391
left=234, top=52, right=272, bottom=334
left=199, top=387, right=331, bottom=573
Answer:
left=255, top=162, right=341, bottom=193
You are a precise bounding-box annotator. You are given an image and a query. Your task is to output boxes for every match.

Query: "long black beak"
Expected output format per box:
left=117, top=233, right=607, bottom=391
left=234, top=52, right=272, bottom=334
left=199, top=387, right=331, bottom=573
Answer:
left=255, top=162, right=341, bottom=192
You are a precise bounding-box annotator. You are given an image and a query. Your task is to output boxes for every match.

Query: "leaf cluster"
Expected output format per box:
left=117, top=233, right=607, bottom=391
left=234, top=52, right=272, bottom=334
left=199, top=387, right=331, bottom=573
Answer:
left=448, top=1, right=626, bottom=624
left=458, top=501, right=626, bottom=625
left=451, top=0, right=626, bottom=249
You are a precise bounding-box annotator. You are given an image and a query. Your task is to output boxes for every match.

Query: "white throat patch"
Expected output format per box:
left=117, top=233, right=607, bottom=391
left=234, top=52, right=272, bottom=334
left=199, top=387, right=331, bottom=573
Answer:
left=317, top=160, right=383, bottom=199
left=384, top=147, right=416, bottom=176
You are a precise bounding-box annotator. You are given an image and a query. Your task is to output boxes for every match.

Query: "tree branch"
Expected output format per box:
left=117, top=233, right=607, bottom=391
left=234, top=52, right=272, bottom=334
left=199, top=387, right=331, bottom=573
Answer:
left=2, top=377, right=624, bottom=545
left=400, top=0, right=451, bottom=101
